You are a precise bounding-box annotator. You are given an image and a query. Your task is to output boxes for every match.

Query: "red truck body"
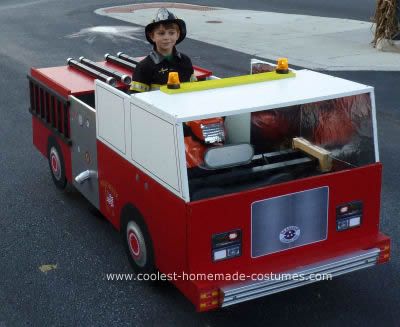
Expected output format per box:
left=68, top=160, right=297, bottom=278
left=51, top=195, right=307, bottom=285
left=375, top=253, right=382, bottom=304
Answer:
left=29, top=56, right=390, bottom=311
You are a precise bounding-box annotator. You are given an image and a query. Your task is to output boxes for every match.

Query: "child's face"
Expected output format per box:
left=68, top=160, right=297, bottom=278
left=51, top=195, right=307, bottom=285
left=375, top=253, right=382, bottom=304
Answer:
left=150, top=24, right=180, bottom=55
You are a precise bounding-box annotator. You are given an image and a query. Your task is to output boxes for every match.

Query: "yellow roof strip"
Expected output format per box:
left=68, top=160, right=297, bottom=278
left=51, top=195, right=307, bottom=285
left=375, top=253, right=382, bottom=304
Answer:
left=160, top=71, right=296, bottom=94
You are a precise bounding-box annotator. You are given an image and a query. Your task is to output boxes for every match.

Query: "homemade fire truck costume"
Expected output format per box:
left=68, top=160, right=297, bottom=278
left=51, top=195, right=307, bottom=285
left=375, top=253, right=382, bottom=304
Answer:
left=28, top=54, right=390, bottom=311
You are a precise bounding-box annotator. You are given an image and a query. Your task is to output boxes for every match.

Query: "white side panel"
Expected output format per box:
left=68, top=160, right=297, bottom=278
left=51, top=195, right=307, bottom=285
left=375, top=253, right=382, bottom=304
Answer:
left=370, top=90, right=380, bottom=162
left=130, top=103, right=181, bottom=193
left=94, top=81, right=185, bottom=200
left=96, top=84, right=127, bottom=154
left=175, top=122, right=189, bottom=201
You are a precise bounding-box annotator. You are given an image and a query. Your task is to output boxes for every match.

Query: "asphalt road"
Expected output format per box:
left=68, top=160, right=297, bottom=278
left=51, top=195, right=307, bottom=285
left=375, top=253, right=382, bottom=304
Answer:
left=0, top=1, right=398, bottom=326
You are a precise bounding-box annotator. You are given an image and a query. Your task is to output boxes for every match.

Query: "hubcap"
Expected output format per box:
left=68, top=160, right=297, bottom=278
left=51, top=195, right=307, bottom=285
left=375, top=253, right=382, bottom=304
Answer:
left=126, top=221, right=147, bottom=267
left=128, top=231, right=140, bottom=258
left=50, top=147, right=62, bottom=180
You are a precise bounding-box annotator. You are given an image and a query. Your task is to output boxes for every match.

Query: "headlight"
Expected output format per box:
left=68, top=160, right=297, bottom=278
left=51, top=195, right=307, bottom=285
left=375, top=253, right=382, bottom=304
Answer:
left=187, top=117, right=225, bottom=144
left=201, top=122, right=225, bottom=144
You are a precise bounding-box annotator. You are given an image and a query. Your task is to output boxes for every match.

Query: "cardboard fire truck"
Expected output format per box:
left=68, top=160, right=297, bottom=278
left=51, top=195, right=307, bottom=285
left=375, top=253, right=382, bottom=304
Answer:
left=28, top=53, right=390, bottom=311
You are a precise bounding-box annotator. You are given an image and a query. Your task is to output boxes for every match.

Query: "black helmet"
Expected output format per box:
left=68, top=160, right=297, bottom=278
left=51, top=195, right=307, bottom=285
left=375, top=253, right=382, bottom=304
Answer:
left=145, top=8, right=187, bottom=45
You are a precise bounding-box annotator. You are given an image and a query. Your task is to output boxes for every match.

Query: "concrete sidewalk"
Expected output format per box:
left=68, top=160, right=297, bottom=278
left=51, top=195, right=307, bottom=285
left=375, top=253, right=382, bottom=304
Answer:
left=95, top=3, right=400, bottom=71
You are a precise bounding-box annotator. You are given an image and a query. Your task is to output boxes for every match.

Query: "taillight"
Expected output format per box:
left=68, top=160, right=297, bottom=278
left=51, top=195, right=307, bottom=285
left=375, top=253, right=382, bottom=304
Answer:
left=212, top=229, right=242, bottom=262
left=377, top=239, right=391, bottom=264
left=199, top=289, right=221, bottom=311
left=336, top=201, right=363, bottom=231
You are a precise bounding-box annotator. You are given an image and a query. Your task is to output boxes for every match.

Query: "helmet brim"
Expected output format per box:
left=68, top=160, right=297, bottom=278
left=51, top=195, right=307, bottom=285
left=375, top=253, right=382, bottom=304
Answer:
left=145, top=19, right=186, bottom=45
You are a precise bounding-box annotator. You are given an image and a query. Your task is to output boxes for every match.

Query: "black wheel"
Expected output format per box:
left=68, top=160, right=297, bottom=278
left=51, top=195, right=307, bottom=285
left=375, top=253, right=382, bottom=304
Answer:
left=121, top=207, right=155, bottom=274
left=47, top=137, right=67, bottom=190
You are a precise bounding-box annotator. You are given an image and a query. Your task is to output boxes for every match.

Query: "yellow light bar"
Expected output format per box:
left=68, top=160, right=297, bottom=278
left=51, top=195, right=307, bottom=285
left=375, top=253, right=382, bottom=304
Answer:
left=161, top=70, right=296, bottom=94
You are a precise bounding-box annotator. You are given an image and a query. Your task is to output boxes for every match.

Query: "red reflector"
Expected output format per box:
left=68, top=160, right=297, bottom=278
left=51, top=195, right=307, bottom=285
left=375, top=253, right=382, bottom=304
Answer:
left=377, top=239, right=391, bottom=264
left=199, top=289, right=221, bottom=311
left=199, top=300, right=219, bottom=311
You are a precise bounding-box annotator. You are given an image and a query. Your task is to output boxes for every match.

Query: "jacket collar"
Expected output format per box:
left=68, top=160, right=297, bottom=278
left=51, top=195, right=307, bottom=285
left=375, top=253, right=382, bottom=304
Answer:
left=149, top=47, right=182, bottom=64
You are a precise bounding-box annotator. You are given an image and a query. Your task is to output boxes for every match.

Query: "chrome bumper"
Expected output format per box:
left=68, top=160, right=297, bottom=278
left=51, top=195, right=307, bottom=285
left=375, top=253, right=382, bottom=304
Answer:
left=221, top=248, right=380, bottom=307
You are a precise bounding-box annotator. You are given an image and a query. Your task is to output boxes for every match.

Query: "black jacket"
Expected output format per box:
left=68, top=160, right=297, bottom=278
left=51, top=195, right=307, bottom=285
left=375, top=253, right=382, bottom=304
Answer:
left=130, top=48, right=195, bottom=92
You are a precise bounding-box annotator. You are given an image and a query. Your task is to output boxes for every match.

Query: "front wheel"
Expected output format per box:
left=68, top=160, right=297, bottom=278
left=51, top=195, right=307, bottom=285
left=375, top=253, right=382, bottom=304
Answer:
left=122, top=215, right=155, bottom=274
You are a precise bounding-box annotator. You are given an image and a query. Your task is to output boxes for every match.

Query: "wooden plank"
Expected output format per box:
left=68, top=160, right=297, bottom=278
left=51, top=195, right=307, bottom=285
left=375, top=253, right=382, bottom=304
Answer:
left=292, top=137, right=332, bottom=172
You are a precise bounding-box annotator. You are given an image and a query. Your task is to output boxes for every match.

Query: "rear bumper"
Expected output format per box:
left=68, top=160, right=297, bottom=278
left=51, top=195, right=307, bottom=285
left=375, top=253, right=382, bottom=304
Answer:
left=221, top=248, right=380, bottom=307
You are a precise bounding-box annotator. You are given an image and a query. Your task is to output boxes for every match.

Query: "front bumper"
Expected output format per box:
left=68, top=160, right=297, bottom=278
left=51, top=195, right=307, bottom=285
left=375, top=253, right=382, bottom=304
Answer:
left=221, top=248, right=380, bottom=307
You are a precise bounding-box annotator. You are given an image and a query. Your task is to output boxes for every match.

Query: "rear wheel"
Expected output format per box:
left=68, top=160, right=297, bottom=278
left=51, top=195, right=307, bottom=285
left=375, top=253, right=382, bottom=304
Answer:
left=122, top=209, right=155, bottom=274
left=47, top=138, right=67, bottom=189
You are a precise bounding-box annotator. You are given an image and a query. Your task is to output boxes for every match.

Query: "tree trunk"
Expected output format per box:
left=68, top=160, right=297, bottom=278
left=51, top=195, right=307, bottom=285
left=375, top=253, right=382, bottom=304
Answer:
left=372, top=0, right=399, bottom=46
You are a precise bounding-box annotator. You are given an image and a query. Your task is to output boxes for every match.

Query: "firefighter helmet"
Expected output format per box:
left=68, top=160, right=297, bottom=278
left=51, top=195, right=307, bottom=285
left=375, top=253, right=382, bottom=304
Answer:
left=145, top=8, right=187, bottom=45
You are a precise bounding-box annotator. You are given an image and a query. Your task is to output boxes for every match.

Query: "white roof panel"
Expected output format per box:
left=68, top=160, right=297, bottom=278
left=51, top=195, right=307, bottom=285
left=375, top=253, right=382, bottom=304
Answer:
left=134, top=70, right=372, bottom=123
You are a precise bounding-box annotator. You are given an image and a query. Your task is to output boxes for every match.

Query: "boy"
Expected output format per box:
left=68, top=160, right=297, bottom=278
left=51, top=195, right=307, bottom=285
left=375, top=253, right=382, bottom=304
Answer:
left=130, top=8, right=196, bottom=93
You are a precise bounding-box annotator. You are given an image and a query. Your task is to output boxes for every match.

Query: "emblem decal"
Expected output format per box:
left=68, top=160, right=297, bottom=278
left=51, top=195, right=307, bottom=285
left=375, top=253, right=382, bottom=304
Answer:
left=100, top=180, right=119, bottom=218
left=279, top=226, right=301, bottom=243
left=106, top=192, right=115, bottom=208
